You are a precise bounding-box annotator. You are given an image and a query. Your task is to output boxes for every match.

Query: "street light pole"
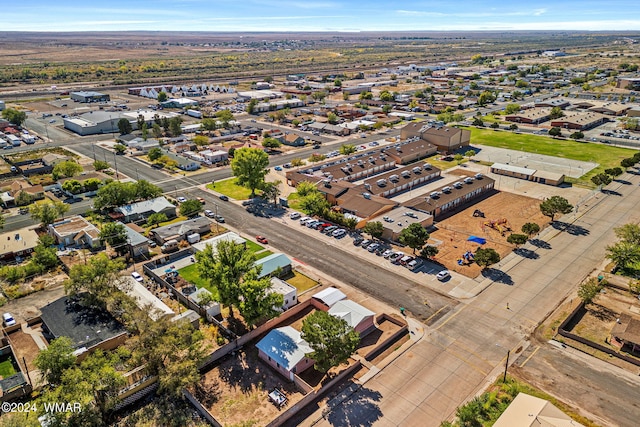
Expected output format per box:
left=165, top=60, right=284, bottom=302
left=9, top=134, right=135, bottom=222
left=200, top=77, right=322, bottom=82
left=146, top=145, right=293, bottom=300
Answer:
left=214, top=203, right=219, bottom=233
left=496, top=344, right=510, bottom=383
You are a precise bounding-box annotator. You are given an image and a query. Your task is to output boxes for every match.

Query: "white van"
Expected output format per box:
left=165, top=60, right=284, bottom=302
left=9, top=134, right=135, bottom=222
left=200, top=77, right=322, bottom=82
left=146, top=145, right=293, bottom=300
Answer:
left=299, top=217, right=312, bottom=225
left=407, top=259, right=422, bottom=270
left=289, top=212, right=301, bottom=220
left=161, top=239, right=179, bottom=253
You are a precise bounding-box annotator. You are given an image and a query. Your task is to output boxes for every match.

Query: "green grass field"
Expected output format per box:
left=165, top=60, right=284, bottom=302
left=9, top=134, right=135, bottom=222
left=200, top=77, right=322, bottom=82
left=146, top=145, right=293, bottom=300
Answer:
left=286, top=192, right=304, bottom=212
left=206, top=178, right=253, bottom=200
left=244, top=240, right=264, bottom=253
left=177, top=264, right=219, bottom=300
left=283, top=271, right=319, bottom=293
left=254, top=250, right=274, bottom=260
left=0, top=358, right=16, bottom=378
left=462, top=127, right=637, bottom=186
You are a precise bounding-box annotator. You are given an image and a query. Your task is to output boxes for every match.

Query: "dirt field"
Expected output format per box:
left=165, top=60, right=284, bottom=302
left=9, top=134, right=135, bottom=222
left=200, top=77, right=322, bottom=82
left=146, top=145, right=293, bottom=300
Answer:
left=7, top=327, right=41, bottom=372
left=430, top=192, right=550, bottom=278
left=197, top=345, right=305, bottom=427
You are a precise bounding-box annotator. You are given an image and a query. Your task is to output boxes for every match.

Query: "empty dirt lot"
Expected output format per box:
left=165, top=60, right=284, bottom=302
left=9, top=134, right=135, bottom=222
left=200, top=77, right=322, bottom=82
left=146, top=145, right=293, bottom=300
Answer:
left=430, top=191, right=550, bottom=278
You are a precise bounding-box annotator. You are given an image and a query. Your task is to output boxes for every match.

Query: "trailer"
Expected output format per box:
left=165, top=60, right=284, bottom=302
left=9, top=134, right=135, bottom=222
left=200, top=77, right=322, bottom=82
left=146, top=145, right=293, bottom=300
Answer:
left=6, top=134, right=21, bottom=147
left=21, top=134, right=36, bottom=144
left=186, top=109, right=202, bottom=119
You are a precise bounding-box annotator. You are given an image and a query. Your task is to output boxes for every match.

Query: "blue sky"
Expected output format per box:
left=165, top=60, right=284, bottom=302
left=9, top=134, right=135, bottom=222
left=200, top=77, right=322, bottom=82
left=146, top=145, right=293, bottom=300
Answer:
left=4, top=1, right=640, bottom=32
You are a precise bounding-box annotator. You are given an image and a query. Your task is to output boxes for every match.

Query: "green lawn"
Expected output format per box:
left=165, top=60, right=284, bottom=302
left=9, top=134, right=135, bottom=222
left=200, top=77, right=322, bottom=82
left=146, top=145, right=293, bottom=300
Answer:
left=245, top=240, right=264, bottom=253
left=177, top=264, right=219, bottom=300
left=283, top=271, right=319, bottom=293
left=462, top=126, right=637, bottom=186
left=254, top=250, right=274, bottom=260
left=0, top=358, right=16, bottom=378
left=287, top=192, right=305, bottom=212
left=206, top=178, right=253, bottom=200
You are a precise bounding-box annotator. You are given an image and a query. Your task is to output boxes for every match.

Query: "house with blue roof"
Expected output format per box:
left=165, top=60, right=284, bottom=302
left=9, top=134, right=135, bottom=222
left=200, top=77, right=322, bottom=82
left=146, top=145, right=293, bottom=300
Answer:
left=256, top=326, right=314, bottom=381
left=254, top=253, right=292, bottom=279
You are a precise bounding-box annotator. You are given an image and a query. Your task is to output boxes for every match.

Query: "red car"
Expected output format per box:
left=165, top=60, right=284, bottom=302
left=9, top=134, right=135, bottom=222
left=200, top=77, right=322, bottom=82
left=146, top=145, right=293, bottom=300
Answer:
left=197, top=197, right=205, bottom=204
left=256, top=236, right=268, bottom=244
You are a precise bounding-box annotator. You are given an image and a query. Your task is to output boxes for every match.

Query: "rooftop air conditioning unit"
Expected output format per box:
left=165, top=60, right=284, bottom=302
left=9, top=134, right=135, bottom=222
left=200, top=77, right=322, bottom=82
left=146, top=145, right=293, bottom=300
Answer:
left=389, top=175, right=399, bottom=182
left=401, top=171, right=411, bottom=177
left=442, top=186, right=452, bottom=193
left=357, top=160, right=364, bottom=165
left=423, top=164, right=432, bottom=170
left=363, top=192, right=371, bottom=199
left=412, top=167, right=422, bottom=173
left=364, top=183, right=371, bottom=190
left=430, top=191, right=440, bottom=198
left=475, top=173, right=483, bottom=179
left=464, top=177, right=474, bottom=183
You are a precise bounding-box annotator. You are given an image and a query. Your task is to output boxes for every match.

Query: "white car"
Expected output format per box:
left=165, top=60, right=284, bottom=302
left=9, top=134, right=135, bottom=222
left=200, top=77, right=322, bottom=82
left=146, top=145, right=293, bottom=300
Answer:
left=332, top=228, right=347, bottom=238
left=436, top=270, right=451, bottom=281
left=289, top=212, right=301, bottom=220
left=3, top=313, right=16, bottom=327
left=177, top=197, right=187, bottom=203
left=204, top=209, right=215, bottom=218
left=131, top=272, right=143, bottom=282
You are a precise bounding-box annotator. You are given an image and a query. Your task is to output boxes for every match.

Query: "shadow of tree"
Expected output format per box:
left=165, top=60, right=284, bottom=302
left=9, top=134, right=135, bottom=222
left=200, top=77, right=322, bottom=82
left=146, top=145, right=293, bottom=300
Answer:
left=614, top=179, right=632, bottom=185
left=589, top=303, right=617, bottom=322
left=514, top=248, right=540, bottom=259
left=325, top=386, right=383, bottom=427
left=529, top=238, right=551, bottom=249
left=481, top=268, right=514, bottom=285
left=193, top=377, right=222, bottom=407
left=601, top=189, right=623, bottom=196
left=552, top=221, right=590, bottom=236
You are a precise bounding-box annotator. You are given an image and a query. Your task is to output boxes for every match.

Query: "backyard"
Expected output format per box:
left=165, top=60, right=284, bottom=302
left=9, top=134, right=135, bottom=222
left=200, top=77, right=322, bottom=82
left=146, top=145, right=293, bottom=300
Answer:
left=0, top=357, right=17, bottom=378
left=461, top=126, right=636, bottom=185
left=206, top=178, right=252, bottom=200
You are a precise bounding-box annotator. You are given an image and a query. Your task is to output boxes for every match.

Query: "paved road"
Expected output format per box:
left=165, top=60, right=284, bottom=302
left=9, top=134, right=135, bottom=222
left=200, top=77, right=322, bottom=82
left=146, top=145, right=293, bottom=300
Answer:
left=302, top=169, right=640, bottom=426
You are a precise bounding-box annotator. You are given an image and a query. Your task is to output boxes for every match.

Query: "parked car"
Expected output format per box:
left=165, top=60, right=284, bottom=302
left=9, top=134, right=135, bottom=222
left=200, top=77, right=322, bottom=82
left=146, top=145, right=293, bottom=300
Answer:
left=63, top=197, right=82, bottom=204
left=323, top=225, right=338, bottom=234
left=389, top=252, right=404, bottom=263
left=131, top=272, right=143, bottom=282
left=215, top=215, right=225, bottom=223
left=306, top=220, right=321, bottom=228
left=147, top=240, right=157, bottom=248
left=289, top=212, right=301, bottom=220
left=375, top=246, right=386, bottom=256
left=204, top=209, right=215, bottom=218
left=407, top=259, right=422, bottom=270
left=316, top=222, right=331, bottom=230
left=274, top=166, right=283, bottom=171
left=399, top=255, right=414, bottom=266
left=18, top=208, right=29, bottom=215
left=197, top=197, right=205, bottom=204
left=2, top=313, right=16, bottom=327
left=382, top=249, right=394, bottom=258
left=177, top=196, right=187, bottom=203
left=256, top=236, right=268, bottom=244
left=367, top=243, right=380, bottom=252
left=353, top=237, right=364, bottom=246
left=436, top=270, right=451, bottom=281
left=283, top=163, right=292, bottom=168
left=219, top=195, right=229, bottom=201
left=299, top=216, right=311, bottom=225
left=359, top=239, right=372, bottom=248
left=332, top=229, right=347, bottom=238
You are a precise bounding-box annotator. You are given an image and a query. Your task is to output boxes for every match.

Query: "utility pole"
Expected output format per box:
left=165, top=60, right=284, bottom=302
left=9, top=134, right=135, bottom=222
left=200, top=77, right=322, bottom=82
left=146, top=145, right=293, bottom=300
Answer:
left=214, top=203, right=219, bottom=233
left=113, top=151, right=119, bottom=181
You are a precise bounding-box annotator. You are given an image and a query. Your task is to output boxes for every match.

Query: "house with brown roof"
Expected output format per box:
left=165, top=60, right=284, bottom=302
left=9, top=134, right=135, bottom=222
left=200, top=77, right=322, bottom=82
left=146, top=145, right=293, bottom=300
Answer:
left=278, top=133, right=305, bottom=146
left=383, top=140, right=438, bottom=165
left=0, top=227, right=39, bottom=261
left=335, top=190, right=397, bottom=224
left=610, top=313, right=640, bottom=354
left=48, top=215, right=102, bottom=248
left=10, top=179, right=44, bottom=202
left=400, top=123, right=470, bottom=154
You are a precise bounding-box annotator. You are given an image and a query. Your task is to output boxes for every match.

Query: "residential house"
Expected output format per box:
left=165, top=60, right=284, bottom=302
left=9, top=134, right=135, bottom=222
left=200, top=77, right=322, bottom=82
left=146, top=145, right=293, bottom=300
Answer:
left=191, top=232, right=246, bottom=254
left=200, top=149, right=229, bottom=164
left=270, top=277, right=297, bottom=311
left=115, top=196, right=176, bottom=223
left=122, top=222, right=150, bottom=258
left=0, top=228, right=39, bottom=261
left=254, top=253, right=292, bottom=279
left=312, top=287, right=346, bottom=309
left=42, top=153, right=71, bottom=167
left=126, top=137, right=161, bottom=153
left=256, top=326, right=315, bottom=381
left=493, top=393, right=584, bottom=427
left=48, top=215, right=101, bottom=248
left=279, top=133, right=306, bottom=147
left=10, top=180, right=44, bottom=203
left=40, top=295, right=127, bottom=356
left=328, top=300, right=375, bottom=336
left=610, top=313, right=640, bottom=354
left=151, top=216, right=212, bottom=244
left=116, top=277, right=174, bottom=321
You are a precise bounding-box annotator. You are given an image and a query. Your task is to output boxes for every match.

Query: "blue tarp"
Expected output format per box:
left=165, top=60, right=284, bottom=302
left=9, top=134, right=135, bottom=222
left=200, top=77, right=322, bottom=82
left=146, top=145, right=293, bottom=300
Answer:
left=467, top=236, right=486, bottom=244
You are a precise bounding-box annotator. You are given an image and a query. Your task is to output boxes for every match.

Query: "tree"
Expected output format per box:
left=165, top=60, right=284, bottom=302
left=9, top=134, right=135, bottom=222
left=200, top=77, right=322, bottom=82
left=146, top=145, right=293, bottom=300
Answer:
left=521, top=222, right=540, bottom=237
left=621, top=157, right=636, bottom=168
left=301, top=311, right=360, bottom=373
left=465, top=150, right=476, bottom=160
left=64, top=254, right=128, bottom=311
left=490, top=122, right=500, bottom=129
left=420, top=245, right=439, bottom=259
left=34, top=336, right=76, bottom=385
left=339, top=144, right=357, bottom=155
left=29, top=201, right=69, bottom=227
left=359, top=91, right=373, bottom=100
left=363, top=221, right=384, bottom=240
left=238, top=271, right=284, bottom=328
left=117, top=118, right=132, bottom=135
left=94, top=181, right=137, bottom=210
left=180, top=199, right=203, bottom=217
left=93, top=160, right=109, bottom=171
left=134, top=180, right=162, bottom=201
left=169, top=116, right=183, bottom=136
left=262, top=137, right=282, bottom=150
left=247, top=98, right=258, bottom=114
left=504, top=103, right=521, bottom=114
left=472, top=116, right=484, bottom=127
left=113, top=143, right=127, bottom=154
left=99, top=222, right=128, bottom=255
left=605, top=167, right=623, bottom=177
left=614, top=223, right=640, bottom=246
left=506, top=233, right=528, bottom=247
left=539, top=196, right=573, bottom=221
left=578, top=277, right=603, bottom=305
left=152, top=123, right=163, bottom=139
left=570, top=131, right=584, bottom=140
left=509, top=123, right=519, bottom=131
left=193, top=135, right=209, bottom=147
left=477, top=91, right=495, bottom=106
left=399, top=223, right=430, bottom=254
left=148, top=147, right=162, bottom=161
left=261, top=181, right=281, bottom=208
left=15, top=191, right=33, bottom=207
left=300, top=192, right=330, bottom=216
left=591, top=173, right=612, bottom=189
left=231, top=147, right=270, bottom=197
left=62, top=179, right=83, bottom=194
left=308, top=153, right=326, bottom=163
left=216, top=110, right=235, bottom=128
left=290, top=157, right=305, bottom=167
left=195, top=240, right=257, bottom=317
left=53, top=160, right=83, bottom=179
left=295, top=181, right=319, bottom=198
left=83, top=178, right=101, bottom=192
left=379, top=90, right=394, bottom=102
left=333, top=78, right=342, bottom=87
left=548, top=127, right=562, bottom=138
left=146, top=212, right=167, bottom=228
left=606, top=241, right=640, bottom=271
left=454, top=153, right=464, bottom=164
left=2, top=108, right=27, bottom=126
left=157, top=91, right=168, bottom=102
left=549, top=106, right=564, bottom=119
left=474, top=248, right=500, bottom=269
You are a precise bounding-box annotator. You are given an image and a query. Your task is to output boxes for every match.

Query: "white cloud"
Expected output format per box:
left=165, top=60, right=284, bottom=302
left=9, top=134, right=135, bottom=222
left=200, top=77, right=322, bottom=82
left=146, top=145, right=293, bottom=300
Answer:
left=395, top=8, right=548, bottom=18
